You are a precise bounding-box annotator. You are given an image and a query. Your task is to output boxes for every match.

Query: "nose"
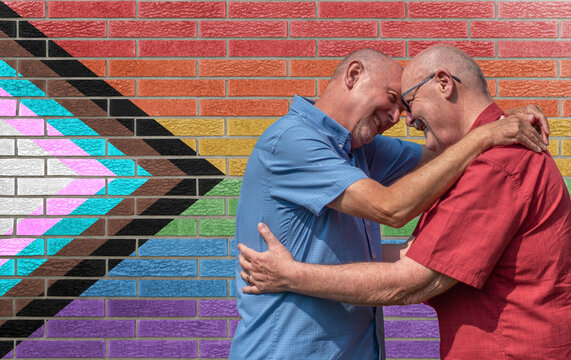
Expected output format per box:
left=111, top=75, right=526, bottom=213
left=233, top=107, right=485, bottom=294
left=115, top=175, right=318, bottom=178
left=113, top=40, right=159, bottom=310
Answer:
left=405, top=112, right=415, bottom=127
left=388, top=106, right=400, bottom=124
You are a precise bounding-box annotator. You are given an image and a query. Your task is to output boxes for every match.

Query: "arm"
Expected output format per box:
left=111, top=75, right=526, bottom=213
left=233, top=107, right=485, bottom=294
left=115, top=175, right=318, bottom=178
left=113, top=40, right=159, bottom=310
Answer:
left=239, top=224, right=458, bottom=306
left=329, top=112, right=547, bottom=228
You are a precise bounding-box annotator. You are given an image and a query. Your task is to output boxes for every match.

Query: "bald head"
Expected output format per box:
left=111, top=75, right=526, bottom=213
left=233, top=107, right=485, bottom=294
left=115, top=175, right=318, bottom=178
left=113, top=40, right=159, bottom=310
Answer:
left=405, top=44, right=489, bottom=97
left=332, top=48, right=398, bottom=80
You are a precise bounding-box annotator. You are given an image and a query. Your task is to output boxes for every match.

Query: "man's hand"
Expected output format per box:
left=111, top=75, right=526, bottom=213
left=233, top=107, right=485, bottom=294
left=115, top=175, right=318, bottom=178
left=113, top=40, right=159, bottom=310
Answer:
left=506, top=104, right=550, bottom=145
left=238, top=223, right=296, bottom=294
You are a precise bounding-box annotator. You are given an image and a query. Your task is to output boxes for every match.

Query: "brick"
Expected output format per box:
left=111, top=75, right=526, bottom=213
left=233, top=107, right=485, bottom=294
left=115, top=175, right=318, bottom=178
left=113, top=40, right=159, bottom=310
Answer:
left=0, top=219, right=14, bottom=236
left=471, top=21, right=557, bottom=38
left=199, top=139, right=257, bottom=156
left=48, top=1, right=135, bottom=18
left=200, top=259, right=235, bottom=277
left=77, top=280, right=137, bottom=297
left=0, top=159, right=43, bottom=176
left=15, top=341, right=106, bottom=358
left=229, top=79, right=314, bottom=97
left=199, top=300, right=239, bottom=317
left=109, top=20, right=197, bottom=38
left=47, top=79, right=135, bottom=97
left=80, top=60, right=107, bottom=76
left=563, top=22, right=571, bottom=38
left=230, top=319, right=240, bottom=336
left=156, top=118, right=224, bottom=136
left=495, top=100, right=558, bottom=118
left=19, top=178, right=104, bottom=196
left=228, top=118, right=276, bottom=136
left=47, top=320, right=135, bottom=338
left=3, top=1, right=45, bottom=17
left=0, top=198, right=42, bottom=215
left=228, top=198, right=239, bottom=216
left=409, top=41, right=495, bottom=57
left=318, top=40, right=405, bottom=57
left=110, top=60, right=196, bottom=77
left=139, top=79, right=224, bottom=97
left=109, top=340, right=197, bottom=358
left=206, top=158, right=226, bottom=174
left=139, top=239, right=227, bottom=257
left=108, top=300, right=197, bottom=317
left=291, top=20, right=377, bottom=38
left=26, top=21, right=107, bottom=38
left=499, top=80, right=571, bottom=97
left=547, top=141, right=559, bottom=156
left=228, top=159, right=247, bottom=176
left=155, top=219, right=197, bottom=236
left=0, top=139, right=14, bottom=155
left=384, top=304, right=437, bottom=317
left=5, top=279, right=43, bottom=297
left=129, top=99, right=197, bottom=116
left=555, top=159, right=571, bottom=176
left=139, top=1, right=225, bottom=18
left=139, top=280, right=226, bottom=297
left=562, top=140, right=571, bottom=156
left=199, top=59, right=286, bottom=77
left=108, top=260, right=198, bottom=277
left=386, top=340, right=440, bottom=358
left=201, top=21, right=287, bottom=37
left=0, top=299, right=12, bottom=316
left=565, top=102, right=571, bottom=117
left=19, top=138, right=105, bottom=156
left=408, top=1, right=495, bottom=18
left=319, top=2, right=404, bottom=18
left=385, top=320, right=440, bottom=338
left=290, top=59, right=340, bottom=77
left=139, top=40, right=225, bottom=57
left=499, top=41, right=571, bottom=57
left=139, top=319, right=225, bottom=338
left=498, top=2, right=571, bottom=18
left=53, top=300, right=105, bottom=317
left=51, top=40, right=135, bottom=57
left=550, top=119, right=571, bottom=136
left=203, top=179, right=242, bottom=196
left=230, top=2, right=315, bottom=18
left=0, top=178, right=14, bottom=195
left=476, top=60, right=557, bottom=77
left=230, top=40, right=315, bottom=57
left=199, top=219, right=235, bottom=237
left=182, top=199, right=225, bottom=216
left=487, top=80, right=497, bottom=97
left=200, top=340, right=231, bottom=358
left=381, top=21, right=467, bottom=38
left=201, top=99, right=288, bottom=116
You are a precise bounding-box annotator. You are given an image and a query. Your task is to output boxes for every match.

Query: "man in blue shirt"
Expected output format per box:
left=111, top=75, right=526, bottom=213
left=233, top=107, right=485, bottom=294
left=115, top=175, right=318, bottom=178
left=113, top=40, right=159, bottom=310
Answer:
left=230, top=49, right=547, bottom=360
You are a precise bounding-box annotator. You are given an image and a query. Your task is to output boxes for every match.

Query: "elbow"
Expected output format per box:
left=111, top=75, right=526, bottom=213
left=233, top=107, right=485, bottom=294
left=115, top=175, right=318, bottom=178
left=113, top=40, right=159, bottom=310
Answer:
left=372, top=205, right=410, bottom=228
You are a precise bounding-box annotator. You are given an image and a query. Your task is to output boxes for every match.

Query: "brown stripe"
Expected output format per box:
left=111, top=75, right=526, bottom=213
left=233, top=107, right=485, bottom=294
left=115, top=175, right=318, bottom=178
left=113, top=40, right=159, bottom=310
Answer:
left=5, top=280, right=44, bottom=297
left=28, top=259, right=83, bottom=277
left=81, top=118, right=134, bottom=136
left=137, top=159, right=186, bottom=176
left=108, top=138, right=162, bottom=157
left=131, top=178, right=184, bottom=196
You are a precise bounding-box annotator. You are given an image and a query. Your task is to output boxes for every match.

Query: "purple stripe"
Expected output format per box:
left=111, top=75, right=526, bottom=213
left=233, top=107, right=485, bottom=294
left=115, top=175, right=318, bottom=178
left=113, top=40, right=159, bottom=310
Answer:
left=199, top=300, right=239, bottom=317
left=109, top=340, right=197, bottom=358
left=200, top=340, right=231, bottom=358
left=384, top=304, right=437, bottom=317
left=229, top=320, right=240, bottom=337
left=386, top=340, right=440, bottom=359
left=108, top=299, right=196, bottom=317
left=55, top=300, right=105, bottom=317
left=15, top=341, right=106, bottom=358
left=46, top=320, right=135, bottom=338
left=139, top=320, right=226, bottom=338
left=384, top=320, right=440, bottom=338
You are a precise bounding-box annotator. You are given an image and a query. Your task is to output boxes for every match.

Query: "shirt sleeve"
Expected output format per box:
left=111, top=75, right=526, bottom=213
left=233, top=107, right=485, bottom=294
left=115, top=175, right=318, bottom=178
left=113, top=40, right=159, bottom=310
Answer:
left=364, top=136, right=423, bottom=185
left=266, top=126, right=367, bottom=216
left=406, top=158, right=525, bottom=289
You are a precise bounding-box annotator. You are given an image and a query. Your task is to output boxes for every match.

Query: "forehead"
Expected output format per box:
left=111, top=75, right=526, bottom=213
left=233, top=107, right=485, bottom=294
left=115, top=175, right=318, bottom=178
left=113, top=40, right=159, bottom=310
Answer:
left=371, top=61, right=403, bottom=92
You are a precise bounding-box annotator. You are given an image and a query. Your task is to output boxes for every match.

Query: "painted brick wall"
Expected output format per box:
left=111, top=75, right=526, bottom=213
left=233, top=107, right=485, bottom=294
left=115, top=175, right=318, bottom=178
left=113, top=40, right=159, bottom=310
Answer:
left=0, top=1, right=569, bottom=359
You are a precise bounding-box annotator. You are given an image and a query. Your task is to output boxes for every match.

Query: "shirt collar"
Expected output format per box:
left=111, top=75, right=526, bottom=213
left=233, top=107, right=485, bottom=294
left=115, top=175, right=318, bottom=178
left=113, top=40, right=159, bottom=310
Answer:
left=290, top=95, right=353, bottom=153
left=469, top=102, right=507, bottom=131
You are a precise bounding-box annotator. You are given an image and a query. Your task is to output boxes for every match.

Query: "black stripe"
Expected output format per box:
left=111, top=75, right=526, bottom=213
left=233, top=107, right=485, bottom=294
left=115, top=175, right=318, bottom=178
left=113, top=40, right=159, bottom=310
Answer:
left=16, top=299, right=73, bottom=317
left=0, top=320, right=44, bottom=338
left=140, top=198, right=198, bottom=216
left=115, top=219, right=175, bottom=236
left=143, top=138, right=197, bottom=156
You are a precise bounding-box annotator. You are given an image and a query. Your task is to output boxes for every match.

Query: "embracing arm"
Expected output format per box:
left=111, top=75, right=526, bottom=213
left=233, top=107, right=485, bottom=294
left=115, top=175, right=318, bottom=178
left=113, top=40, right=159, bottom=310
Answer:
left=239, top=224, right=458, bottom=305
left=329, top=109, right=548, bottom=228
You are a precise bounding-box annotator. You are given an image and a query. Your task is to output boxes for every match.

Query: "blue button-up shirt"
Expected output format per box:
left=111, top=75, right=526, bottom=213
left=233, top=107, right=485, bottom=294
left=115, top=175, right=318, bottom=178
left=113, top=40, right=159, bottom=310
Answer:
left=230, top=96, right=422, bottom=360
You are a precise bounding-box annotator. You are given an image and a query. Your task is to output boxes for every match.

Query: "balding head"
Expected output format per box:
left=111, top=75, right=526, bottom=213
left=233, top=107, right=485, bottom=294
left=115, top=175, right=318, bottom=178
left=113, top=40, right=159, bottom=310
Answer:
left=332, top=48, right=397, bottom=81
left=405, top=44, right=489, bottom=96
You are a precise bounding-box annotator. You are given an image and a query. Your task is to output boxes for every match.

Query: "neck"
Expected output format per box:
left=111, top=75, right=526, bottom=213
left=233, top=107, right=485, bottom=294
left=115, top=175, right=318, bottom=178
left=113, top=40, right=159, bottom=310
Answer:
left=314, top=88, right=355, bottom=133
left=457, top=92, right=494, bottom=136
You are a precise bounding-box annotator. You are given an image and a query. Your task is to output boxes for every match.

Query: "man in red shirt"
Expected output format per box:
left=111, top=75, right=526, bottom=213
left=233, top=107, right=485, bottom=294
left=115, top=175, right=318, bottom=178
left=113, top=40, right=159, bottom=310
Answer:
left=238, top=44, right=571, bottom=359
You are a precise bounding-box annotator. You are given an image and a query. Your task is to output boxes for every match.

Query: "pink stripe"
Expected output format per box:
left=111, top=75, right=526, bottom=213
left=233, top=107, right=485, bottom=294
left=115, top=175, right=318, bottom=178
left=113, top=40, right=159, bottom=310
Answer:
left=19, top=102, right=38, bottom=117
left=16, top=218, right=62, bottom=236
left=58, top=159, right=115, bottom=176
left=30, top=204, right=44, bottom=216
left=0, top=259, right=8, bottom=267
left=33, top=139, right=90, bottom=156
left=47, top=122, right=64, bottom=136
left=46, top=198, right=88, bottom=215
left=57, top=178, right=106, bottom=196
left=0, top=99, right=17, bottom=116
left=5, top=119, right=44, bottom=136
left=0, top=87, right=11, bottom=96
left=0, top=238, right=36, bottom=256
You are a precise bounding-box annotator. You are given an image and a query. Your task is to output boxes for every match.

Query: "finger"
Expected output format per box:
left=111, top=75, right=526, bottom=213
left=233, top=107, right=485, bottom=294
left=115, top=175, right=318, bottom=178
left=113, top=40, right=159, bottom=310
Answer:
left=237, top=243, right=260, bottom=261
left=242, top=285, right=263, bottom=295
left=257, top=222, right=281, bottom=249
left=239, top=270, right=250, bottom=283
left=520, top=128, right=543, bottom=153
left=238, top=254, right=251, bottom=272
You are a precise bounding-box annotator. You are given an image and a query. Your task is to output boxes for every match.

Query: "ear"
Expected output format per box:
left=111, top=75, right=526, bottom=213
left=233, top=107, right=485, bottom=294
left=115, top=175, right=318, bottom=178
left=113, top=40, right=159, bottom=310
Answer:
left=344, top=60, right=363, bottom=89
left=434, top=70, right=456, bottom=99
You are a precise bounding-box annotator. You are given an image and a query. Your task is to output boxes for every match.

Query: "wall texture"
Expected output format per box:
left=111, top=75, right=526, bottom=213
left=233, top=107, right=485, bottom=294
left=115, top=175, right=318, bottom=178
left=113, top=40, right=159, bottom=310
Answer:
left=0, top=1, right=569, bottom=359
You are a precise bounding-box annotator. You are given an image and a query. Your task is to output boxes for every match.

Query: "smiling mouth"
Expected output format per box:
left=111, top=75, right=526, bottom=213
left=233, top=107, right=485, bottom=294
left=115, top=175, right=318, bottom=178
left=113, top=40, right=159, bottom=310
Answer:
left=411, top=119, right=425, bottom=131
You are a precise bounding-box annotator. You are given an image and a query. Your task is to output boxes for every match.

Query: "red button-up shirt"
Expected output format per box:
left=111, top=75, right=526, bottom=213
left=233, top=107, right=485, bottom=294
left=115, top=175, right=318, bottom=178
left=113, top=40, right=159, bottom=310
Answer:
left=407, top=103, right=571, bottom=359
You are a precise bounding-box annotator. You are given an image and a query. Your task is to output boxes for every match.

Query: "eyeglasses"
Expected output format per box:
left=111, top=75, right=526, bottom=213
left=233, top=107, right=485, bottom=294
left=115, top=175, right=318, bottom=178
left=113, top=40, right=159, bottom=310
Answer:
left=401, top=73, right=462, bottom=113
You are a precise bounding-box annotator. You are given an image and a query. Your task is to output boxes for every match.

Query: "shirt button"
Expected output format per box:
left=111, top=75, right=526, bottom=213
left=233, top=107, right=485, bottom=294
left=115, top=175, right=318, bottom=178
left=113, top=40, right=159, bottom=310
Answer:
left=339, top=143, right=343, bottom=148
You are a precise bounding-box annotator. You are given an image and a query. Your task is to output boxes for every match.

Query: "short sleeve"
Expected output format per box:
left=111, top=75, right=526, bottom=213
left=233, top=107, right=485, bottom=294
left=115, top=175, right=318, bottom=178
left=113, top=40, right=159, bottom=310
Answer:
left=406, top=158, right=525, bottom=289
left=364, top=136, right=422, bottom=185
left=266, top=126, right=367, bottom=216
